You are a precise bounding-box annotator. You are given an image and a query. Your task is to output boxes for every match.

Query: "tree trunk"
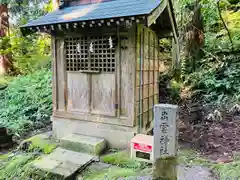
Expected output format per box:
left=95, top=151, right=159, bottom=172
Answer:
left=184, top=0, right=204, bottom=73
left=0, top=4, right=19, bottom=76
left=0, top=4, right=11, bottom=76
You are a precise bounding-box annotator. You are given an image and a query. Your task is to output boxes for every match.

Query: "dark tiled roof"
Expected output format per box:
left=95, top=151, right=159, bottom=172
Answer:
left=22, top=0, right=161, bottom=28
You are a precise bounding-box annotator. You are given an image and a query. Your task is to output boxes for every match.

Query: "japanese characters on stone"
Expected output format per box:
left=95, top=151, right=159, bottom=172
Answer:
left=159, top=109, right=170, bottom=156
left=153, top=104, right=178, bottom=160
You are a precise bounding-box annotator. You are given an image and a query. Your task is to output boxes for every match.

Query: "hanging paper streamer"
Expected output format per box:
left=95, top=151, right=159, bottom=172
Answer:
left=109, top=36, right=113, bottom=49
left=76, top=43, right=81, bottom=53
left=89, top=42, right=94, bottom=53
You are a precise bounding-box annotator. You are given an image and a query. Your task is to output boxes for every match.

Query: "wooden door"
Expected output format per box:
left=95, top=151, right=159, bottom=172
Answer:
left=65, top=35, right=117, bottom=117
left=67, top=72, right=90, bottom=113
left=91, top=74, right=116, bottom=116
left=90, top=35, right=117, bottom=117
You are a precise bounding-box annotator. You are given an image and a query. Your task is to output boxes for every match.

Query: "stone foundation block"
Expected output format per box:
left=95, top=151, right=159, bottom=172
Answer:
left=60, top=133, right=106, bottom=156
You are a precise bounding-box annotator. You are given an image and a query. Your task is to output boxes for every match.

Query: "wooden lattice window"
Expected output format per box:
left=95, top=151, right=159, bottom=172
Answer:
left=65, top=35, right=116, bottom=73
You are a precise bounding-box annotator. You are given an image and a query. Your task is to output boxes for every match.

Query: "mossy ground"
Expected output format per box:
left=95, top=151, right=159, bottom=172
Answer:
left=0, top=133, right=58, bottom=180
left=0, top=154, right=35, bottom=179
left=100, top=150, right=148, bottom=169
left=178, top=149, right=211, bottom=166
left=82, top=166, right=138, bottom=180
left=178, top=148, right=240, bottom=180
left=211, top=157, right=240, bottom=180
left=0, top=75, right=14, bottom=86
left=97, top=148, right=240, bottom=180
left=81, top=150, right=149, bottom=179
left=21, top=133, right=57, bottom=154
left=1, top=138, right=240, bottom=180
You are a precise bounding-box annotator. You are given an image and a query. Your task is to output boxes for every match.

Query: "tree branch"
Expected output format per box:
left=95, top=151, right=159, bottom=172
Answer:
left=217, top=0, right=234, bottom=52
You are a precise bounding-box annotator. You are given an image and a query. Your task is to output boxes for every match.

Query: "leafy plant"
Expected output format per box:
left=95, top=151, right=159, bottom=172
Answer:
left=0, top=68, right=52, bottom=136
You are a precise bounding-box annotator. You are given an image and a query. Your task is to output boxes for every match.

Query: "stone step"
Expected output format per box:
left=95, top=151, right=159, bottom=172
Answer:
left=33, top=147, right=94, bottom=179
left=60, top=133, right=106, bottom=156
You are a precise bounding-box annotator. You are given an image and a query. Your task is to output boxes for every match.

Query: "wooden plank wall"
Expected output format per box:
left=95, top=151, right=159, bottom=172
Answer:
left=135, top=24, right=160, bottom=132
left=52, top=27, right=136, bottom=127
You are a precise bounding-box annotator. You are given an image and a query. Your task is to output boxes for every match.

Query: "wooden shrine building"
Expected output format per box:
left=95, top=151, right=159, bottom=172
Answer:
left=21, top=0, right=179, bottom=148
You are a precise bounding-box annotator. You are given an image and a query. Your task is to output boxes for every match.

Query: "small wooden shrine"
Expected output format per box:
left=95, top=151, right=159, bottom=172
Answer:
left=21, top=0, right=179, bottom=148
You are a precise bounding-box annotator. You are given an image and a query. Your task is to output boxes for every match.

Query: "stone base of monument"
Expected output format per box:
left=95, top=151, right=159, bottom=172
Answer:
left=130, top=134, right=154, bottom=163
left=153, top=156, right=177, bottom=180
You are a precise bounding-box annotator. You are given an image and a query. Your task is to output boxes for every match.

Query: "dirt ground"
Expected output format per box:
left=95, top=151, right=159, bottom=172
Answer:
left=179, top=100, right=240, bottom=161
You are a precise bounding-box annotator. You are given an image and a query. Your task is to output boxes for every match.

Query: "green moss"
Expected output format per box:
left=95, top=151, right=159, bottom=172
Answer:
left=22, top=134, right=57, bottom=154
left=211, top=160, right=240, bottom=180
left=0, top=152, right=61, bottom=180
left=153, top=157, right=177, bottom=180
left=83, top=166, right=138, bottom=180
left=101, top=150, right=147, bottom=169
left=0, top=76, right=14, bottom=86
left=0, top=154, right=34, bottom=178
left=211, top=155, right=240, bottom=180
left=178, top=149, right=211, bottom=167
left=0, top=153, right=10, bottom=161
left=179, top=149, right=240, bottom=180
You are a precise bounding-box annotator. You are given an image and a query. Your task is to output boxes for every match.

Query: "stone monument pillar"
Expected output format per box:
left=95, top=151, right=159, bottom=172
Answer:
left=153, top=104, right=178, bottom=180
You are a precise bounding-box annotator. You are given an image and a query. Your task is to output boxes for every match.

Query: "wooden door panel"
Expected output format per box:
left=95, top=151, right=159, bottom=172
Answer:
left=91, top=74, right=116, bottom=116
left=67, top=72, right=90, bottom=113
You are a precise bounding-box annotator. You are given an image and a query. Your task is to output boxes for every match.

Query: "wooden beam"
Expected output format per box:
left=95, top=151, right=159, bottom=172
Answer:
left=166, top=0, right=180, bottom=69
left=147, top=0, right=167, bottom=27
left=51, top=36, right=57, bottom=111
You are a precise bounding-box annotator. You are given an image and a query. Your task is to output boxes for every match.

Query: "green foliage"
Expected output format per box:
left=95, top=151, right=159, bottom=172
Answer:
left=0, top=154, right=34, bottom=177
left=83, top=167, right=138, bottom=180
left=212, top=160, right=240, bottom=180
left=0, top=68, right=52, bottom=136
left=0, top=153, right=61, bottom=180
left=101, top=151, right=147, bottom=170
left=8, top=27, right=51, bottom=74
left=0, top=75, right=14, bottom=86
left=169, top=80, right=182, bottom=103
left=185, top=54, right=240, bottom=104
left=177, top=0, right=240, bottom=105
left=0, top=0, right=52, bottom=75
left=179, top=149, right=240, bottom=180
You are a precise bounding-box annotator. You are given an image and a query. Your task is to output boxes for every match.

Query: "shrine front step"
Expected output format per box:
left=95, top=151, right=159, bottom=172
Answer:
left=33, top=147, right=94, bottom=179
left=60, top=133, right=106, bottom=156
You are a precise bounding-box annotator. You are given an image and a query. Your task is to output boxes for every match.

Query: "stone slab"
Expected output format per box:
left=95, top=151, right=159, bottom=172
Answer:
left=33, top=147, right=94, bottom=178
left=60, top=133, right=106, bottom=156
left=76, top=162, right=112, bottom=180
left=177, top=165, right=215, bottom=180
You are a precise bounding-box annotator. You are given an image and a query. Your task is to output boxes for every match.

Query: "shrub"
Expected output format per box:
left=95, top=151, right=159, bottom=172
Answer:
left=0, top=68, right=52, bottom=136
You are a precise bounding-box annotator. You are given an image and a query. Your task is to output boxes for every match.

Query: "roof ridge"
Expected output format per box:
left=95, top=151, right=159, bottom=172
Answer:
left=60, top=0, right=118, bottom=9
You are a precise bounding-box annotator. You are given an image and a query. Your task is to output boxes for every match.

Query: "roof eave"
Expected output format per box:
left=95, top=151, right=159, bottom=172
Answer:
left=20, top=14, right=149, bottom=36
